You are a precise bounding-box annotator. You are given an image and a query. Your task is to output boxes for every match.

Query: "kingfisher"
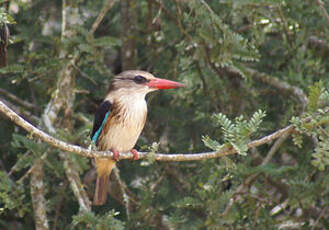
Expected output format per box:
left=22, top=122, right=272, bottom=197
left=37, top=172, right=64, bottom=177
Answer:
left=91, top=70, right=184, bottom=205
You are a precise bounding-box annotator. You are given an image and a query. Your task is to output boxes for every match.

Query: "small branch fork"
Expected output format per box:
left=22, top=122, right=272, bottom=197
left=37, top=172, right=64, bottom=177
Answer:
left=0, top=100, right=295, bottom=161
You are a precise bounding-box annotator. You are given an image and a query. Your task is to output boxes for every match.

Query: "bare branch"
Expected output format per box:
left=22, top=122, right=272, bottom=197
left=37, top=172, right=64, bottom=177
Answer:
left=90, top=0, right=117, bottom=34
left=0, top=100, right=295, bottom=161
left=18, top=152, right=49, bottom=183
left=30, top=160, right=49, bottom=230
left=245, top=67, right=309, bottom=108
left=121, top=0, right=137, bottom=69
left=38, top=0, right=118, bottom=212
left=0, top=88, right=39, bottom=111
left=308, top=36, right=329, bottom=57
left=112, top=168, right=132, bottom=219
left=60, top=152, right=91, bottom=211
left=0, top=98, right=40, bottom=123
left=317, top=0, right=329, bottom=23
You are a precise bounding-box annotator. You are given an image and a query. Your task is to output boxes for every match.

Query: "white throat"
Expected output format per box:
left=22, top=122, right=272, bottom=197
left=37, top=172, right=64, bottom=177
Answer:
left=105, top=89, right=148, bottom=118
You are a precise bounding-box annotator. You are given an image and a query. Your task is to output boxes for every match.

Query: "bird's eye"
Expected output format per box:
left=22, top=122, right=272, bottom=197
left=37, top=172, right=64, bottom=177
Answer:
left=134, top=75, right=148, bottom=84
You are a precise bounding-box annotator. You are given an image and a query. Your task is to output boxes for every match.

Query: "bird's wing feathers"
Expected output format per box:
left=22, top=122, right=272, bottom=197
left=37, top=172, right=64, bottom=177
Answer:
left=91, top=100, right=112, bottom=145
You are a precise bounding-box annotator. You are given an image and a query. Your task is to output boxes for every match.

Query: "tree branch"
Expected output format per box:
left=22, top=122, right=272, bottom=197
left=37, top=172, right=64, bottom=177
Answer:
left=244, top=67, right=309, bottom=108
left=317, top=0, right=329, bottom=23
left=90, top=0, right=117, bottom=34
left=0, top=88, right=39, bottom=111
left=0, top=100, right=295, bottom=161
left=0, top=98, right=40, bottom=123
left=308, top=36, right=329, bottom=58
left=38, top=0, right=118, bottom=212
left=222, top=131, right=291, bottom=216
left=60, top=152, right=91, bottom=211
left=30, top=158, right=49, bottom=230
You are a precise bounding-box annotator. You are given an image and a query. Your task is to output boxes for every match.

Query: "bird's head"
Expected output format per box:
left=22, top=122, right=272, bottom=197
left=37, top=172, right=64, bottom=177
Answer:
left=108, top=70, right=185, bottom=96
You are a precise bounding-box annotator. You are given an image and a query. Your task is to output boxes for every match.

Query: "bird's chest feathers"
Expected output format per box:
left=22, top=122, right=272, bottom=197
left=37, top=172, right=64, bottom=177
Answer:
left=120, top=97, right=147, bottom=126
left=99, top=96, right=147, bottom=152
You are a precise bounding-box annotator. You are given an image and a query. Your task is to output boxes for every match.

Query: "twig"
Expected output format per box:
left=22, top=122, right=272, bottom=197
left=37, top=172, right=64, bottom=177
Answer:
left=0, top=98, right=40, bottom=123
left=60, top=152, right=91, bottom=211
left=8, top=150, right=31, bottom=176
left=0, top=100, right=295, bottom=161
left=200, top=0, right=214, bottom=13
left=109, top=168, right=170, bottom=229
left=0, top=88, right=39, bottom=111
left=72, top=63, right=97, bottom=85
left=112, top=168, right=131, bottom=220
left=176, top=1, right=308, bottom=111
left=174, top=0, right=193, bottom=42
left=222, top=131, right=291, bottom=216
left=317, top=0, right=329, bottom=23
left=39, top=0, right=118, bottom=213
left=244, top=67, right=309, bottom=108
left=53, top=181, right=68, bottom=230
left=308, top=36, right=329, bottom=55
left=311, top=206, right=328, bottom=230
left=89, top=0, right=117, bottom=34
left=17, top=152, right=49, bottom=183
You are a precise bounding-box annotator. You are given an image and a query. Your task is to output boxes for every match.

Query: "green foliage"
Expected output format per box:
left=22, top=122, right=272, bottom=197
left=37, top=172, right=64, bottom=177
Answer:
left=72, top=210, right=125, bottom=230
left=204, top=110, right=266, bottom=155
left=311, top=135, right=329, bottom=171
left=11, top=134, right=47, bottom=156
left=1, top=0, right=329, bottom=229
left=0, top=172, right=30, bottom=217
left=290, top=82, right=329, bottom=171
left=0, top=8, right=16, bottom=25
left=202, top=135, right=224, bottom=151
left=145, top=141, right=159, bottom=164
left=308, top=81, right=324, bottom=112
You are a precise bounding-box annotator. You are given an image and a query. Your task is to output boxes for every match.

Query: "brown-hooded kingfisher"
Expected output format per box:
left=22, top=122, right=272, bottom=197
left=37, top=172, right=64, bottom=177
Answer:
left=91, top=70, right=184, bottom=205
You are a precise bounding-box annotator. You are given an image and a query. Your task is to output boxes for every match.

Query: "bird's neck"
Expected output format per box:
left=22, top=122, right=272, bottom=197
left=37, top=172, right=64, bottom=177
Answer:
left=105, top=89, right=148, bottom=115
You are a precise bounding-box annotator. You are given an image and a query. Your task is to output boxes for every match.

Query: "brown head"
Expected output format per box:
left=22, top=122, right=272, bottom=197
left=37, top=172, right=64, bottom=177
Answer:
left=108, top=70, right=185, bottom=97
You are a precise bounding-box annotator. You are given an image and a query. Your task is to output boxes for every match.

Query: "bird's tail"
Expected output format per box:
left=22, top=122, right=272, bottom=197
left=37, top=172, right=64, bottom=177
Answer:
left=93, top=158, right=116, bottom=205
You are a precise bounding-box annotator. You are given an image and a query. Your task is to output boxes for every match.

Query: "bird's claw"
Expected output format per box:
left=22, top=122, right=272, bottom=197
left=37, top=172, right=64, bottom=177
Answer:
left=112, top=150, right=120, bottom=161
left=130, top=149, right=139, bottom=160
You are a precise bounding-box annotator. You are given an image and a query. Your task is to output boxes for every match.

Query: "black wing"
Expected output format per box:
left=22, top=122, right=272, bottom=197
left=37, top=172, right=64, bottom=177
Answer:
left=91, top=100, right=112, bottom=143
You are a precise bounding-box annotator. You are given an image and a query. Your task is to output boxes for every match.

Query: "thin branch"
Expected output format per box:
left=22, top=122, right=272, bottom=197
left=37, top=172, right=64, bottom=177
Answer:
left=90, top=0, right=117, bottom=34
left=244, top=67, right=309, bottom=108
left=17, top=152, right=49, bottom=183
left=39, top=0, right=118, bottom=212
left=0, top=100, right=295, bottom=161
left=222, top=131, right=291, bottom=216
left=0, top=98, right=40, bottom=123
left=60, top=152, right=91, bottom=211
left=311, top=206, right=328, bottom=230
left=71, top=63, right=97, bottom=85
left=174, top=0, right=193, bottom=42
left=0, top=88, right=39, bottom=111
left=112, top=168, right=131, bottom=220
left=317, top=0, right=329, bottom=23
left=53, top=181, right=68, bottom=230
left=109, top=168, right=170, bottom=229
left=8, top=151, right=31, bottom=176
left=308, top=36, right=329, bottom=57
left=176, top=0, right=308, bottom=111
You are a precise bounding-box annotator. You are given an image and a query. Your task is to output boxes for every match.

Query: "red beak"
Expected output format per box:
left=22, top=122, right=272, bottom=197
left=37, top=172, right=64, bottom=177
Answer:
left=147, top=78, right=185, bottom=89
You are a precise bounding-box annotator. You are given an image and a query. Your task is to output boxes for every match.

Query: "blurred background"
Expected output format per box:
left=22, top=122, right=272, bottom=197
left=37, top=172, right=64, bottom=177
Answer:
left=0, top=0, right=328, bottom=229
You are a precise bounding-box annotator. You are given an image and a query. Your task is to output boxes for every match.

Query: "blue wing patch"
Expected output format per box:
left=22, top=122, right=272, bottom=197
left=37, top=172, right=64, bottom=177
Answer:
left=92, top=111, right=109, bottom=144
left=91, top=100, right=112, bottom=145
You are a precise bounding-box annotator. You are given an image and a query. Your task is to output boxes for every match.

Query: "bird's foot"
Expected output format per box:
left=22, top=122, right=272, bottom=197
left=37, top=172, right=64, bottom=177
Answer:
left=112, top=150, right=120, bottom=161
left=130, top=149, right=139, bottom=160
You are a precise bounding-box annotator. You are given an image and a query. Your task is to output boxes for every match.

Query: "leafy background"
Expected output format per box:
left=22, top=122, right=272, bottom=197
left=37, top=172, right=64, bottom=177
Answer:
left=0, top=0, right=328, bottom=229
